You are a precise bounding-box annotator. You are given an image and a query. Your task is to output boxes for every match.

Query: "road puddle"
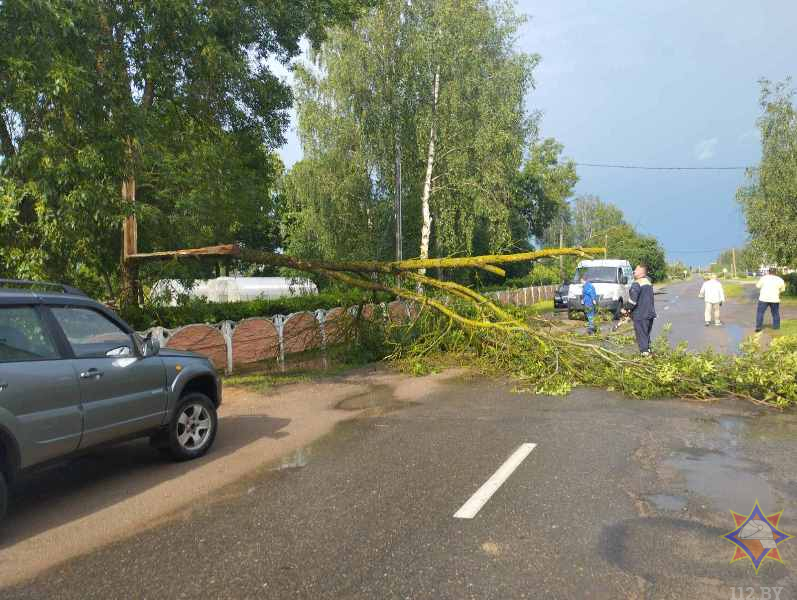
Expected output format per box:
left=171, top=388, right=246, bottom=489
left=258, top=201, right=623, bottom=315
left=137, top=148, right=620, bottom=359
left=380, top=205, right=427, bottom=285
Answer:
left=275, top=447, right=310, bottom=470
left=724, top=323, right=746, bottom=353
left=667, top=416, right=775, bottom=511
left=334, top=383, right=420, bottom=416
left=646, top=494, right=687, bottom=512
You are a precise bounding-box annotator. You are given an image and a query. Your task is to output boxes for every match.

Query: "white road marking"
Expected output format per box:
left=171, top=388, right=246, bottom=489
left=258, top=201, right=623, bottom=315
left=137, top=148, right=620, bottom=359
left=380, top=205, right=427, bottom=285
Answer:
left=453, top=443, right=537, bottom=519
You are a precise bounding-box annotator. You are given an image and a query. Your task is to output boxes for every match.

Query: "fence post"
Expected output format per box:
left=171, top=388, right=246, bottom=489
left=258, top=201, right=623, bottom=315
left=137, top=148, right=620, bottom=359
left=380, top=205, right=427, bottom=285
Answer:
left=273, top=314, right=286, bottom=371
left=315, top=308, right=328, bottom=349
left=220, top=320, right=234, bottom=376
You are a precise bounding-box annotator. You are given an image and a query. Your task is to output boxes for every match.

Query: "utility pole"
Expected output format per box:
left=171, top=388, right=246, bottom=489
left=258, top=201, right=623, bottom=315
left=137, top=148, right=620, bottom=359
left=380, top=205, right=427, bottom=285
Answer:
left=731, top=247, right=737, bottom=279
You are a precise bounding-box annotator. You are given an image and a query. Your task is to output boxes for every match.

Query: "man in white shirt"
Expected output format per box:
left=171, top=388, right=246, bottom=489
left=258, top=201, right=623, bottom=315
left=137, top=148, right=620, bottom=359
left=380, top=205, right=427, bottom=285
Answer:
left=698, top=274, right=725, bottom=326
left=755, top=268, right=786, bottom=332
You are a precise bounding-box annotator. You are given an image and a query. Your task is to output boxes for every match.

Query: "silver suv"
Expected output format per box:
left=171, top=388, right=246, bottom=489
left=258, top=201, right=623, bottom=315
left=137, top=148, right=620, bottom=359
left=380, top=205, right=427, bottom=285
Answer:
left=0, top=280, right=221, bottom=522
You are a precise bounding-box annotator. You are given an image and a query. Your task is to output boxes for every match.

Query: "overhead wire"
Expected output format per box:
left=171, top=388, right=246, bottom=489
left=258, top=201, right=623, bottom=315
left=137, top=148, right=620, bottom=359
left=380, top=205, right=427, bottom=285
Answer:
left=574, top=162, right=755, bottom=171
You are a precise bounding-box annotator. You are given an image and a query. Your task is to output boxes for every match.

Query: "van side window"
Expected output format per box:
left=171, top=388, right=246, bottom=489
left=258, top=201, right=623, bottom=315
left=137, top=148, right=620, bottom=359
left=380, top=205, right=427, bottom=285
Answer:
left=0, top=306, right=59, bottom=363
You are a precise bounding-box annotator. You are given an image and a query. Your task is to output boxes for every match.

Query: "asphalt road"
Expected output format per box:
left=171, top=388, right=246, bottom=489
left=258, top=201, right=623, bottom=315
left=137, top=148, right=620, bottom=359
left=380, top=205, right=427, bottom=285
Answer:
left=650, top=277, right=760, bottom=353
left=7, top=277, right=797, bottom=599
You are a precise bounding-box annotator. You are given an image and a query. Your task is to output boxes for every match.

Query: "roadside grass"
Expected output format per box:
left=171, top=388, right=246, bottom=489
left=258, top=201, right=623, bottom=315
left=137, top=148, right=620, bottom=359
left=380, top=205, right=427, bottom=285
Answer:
left=225, top=344, right=378, bottom=393
left=225, top=360, right=366, bottom=393
left=771, top=319, right=797, bottom=337
left=779, top=296, right=797, bottom=306
left=723, top=282, right=747, bottom=299
left=225, top=371, right=311, bottom=392
left=528, top=300, right=553, bottom=315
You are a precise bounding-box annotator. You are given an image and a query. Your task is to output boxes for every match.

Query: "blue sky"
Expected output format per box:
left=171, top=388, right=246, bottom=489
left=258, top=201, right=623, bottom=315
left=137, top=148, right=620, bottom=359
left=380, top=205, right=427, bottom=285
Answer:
left=276, top=1, right=797, bottom=267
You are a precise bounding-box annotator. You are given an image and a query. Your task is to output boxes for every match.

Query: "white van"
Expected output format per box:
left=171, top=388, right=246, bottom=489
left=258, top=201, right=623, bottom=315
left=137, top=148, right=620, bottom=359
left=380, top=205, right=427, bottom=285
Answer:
left=567, top=259, right=633, bottom=319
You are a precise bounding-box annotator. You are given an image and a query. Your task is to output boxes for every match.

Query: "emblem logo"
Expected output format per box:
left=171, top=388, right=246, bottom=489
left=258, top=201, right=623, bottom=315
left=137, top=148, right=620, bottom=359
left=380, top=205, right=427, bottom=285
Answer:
left=722, top=500, right=792, bottom=573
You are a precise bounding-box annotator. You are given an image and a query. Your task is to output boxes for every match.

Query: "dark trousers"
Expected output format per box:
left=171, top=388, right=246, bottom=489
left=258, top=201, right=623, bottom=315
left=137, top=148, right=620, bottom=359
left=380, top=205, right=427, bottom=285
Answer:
left=756, top=301, right=780, bottom=330
left=585, top=307, right=596, bottom=333
left=633, top=318, right=654, bottom=352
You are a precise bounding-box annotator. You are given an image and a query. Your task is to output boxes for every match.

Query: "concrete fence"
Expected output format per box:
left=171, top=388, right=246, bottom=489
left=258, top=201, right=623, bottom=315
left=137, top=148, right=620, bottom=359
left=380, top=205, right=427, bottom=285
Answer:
left=143, top=285, right=556, bottom=374
left=487, top=285, right=558, bottom=307
left=140, top=300, right=412, bottom=375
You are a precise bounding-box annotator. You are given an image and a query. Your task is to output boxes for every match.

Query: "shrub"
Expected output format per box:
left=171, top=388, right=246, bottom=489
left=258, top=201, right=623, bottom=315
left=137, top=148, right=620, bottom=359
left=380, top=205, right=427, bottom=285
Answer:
left=476, top=262, right=562, bottom=291
left=784, top=273, right=797, bottom=296
left=121, top=289, right=394, bottom=330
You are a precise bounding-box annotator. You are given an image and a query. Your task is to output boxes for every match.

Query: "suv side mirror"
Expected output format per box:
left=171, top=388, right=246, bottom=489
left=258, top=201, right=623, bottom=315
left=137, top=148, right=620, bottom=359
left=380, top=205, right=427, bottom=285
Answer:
left=620, top=276, right=628, bottom=285
left=134, top=333, right=160, bottom=358
left=143, top=336, right=160, bottom=357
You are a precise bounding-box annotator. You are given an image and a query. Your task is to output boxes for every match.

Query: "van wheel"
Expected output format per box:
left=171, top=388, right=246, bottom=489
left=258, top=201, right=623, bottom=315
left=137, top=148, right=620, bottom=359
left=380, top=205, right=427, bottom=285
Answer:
left=166, top=393, right=218, bottom=461
left=0, top=471, right=7, bottom=523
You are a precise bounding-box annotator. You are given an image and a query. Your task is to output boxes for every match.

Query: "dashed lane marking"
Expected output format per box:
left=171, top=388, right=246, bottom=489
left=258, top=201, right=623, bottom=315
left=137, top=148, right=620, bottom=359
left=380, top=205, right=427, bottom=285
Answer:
left=453, top=443, right=537, bottom=519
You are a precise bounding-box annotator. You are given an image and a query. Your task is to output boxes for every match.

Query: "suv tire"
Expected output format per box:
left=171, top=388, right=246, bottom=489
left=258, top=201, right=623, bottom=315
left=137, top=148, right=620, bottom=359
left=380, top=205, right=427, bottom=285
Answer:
left=0, top=471, right=8, bottom=523
left=166, top=393, right=218, bottom=461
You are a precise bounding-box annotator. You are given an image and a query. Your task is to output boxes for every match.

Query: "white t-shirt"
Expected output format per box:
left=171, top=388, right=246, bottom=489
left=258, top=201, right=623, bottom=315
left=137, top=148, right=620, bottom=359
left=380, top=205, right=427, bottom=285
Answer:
left=756, top=274, right=786, bottom=303
left=699, top=279, right=725, bottom=304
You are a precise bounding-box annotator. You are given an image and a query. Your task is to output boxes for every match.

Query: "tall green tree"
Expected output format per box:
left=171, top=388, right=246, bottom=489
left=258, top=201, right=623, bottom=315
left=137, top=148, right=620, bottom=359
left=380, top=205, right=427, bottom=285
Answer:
left=513, top=138, right=578, bottom=244
left=0, top=0, right=371, bottom=302
left=283, top=0, right=538, bottom=267
left=738, top=78, right=797, bottom=266
left=713, top=245, right=761, bottom=275
left=569, top=194, right=626, bottom=247
left=585, top=223, right=666, bottom=282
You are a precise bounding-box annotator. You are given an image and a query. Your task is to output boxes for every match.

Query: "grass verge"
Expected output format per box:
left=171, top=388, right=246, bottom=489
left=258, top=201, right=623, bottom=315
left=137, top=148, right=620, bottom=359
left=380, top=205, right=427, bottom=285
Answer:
left=771, top=319, right=797, bottom=337
left=723, top=282, right=747, bottom=299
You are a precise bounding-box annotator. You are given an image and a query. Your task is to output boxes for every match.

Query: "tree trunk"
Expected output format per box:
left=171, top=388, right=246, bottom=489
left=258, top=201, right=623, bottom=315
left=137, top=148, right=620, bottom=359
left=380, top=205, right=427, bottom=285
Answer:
left=0, top=113, right=15, bottom=158
left=419, top=66, right=439, bottom=277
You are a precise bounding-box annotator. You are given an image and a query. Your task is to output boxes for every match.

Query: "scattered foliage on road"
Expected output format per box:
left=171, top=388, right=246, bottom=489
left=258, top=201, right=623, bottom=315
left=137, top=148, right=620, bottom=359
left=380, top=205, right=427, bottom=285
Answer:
left=385, top=304, right=797, bottom=409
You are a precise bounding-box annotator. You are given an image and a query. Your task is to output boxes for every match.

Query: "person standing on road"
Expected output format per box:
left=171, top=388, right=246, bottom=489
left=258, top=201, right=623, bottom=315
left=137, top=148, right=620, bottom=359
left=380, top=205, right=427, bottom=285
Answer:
left=628, top=264, right=656, bottom=356
left=581, top=275, right=598, bottom=334
left=698, top=273, right=725, bottom=326
left=755, top=268, right=786, bottom=332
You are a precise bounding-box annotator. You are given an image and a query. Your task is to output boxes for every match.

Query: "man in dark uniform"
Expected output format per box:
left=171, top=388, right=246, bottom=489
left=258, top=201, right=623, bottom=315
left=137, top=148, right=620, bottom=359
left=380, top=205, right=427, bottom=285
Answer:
left=627, top=264, right=656, bottom=356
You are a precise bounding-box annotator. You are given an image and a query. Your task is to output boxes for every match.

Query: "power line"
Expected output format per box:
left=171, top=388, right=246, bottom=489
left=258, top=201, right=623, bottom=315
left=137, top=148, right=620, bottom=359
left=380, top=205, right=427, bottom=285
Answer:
left=667, top=249, right=727, bottom=253
left=575, top=162, right=755, bottom=171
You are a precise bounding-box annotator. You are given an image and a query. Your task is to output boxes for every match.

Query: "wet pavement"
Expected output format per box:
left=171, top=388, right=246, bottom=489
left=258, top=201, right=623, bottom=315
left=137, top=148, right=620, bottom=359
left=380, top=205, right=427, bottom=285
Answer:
left=5, top=277, right=797, bottom=599
left=649, top=276, right=794, bottom=353
left=6, top=375, right=797, bottom=599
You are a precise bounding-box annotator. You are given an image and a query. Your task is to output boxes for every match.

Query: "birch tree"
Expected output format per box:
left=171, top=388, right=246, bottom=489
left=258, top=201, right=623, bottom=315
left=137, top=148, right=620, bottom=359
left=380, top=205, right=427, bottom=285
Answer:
left=285, top=0, right=539, bottom=268
left=738, top=78, right=797, bottom=265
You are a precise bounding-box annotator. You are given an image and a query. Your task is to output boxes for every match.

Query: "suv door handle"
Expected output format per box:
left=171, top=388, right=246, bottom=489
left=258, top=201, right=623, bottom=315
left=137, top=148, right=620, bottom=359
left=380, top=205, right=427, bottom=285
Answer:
left=80, top=369, right=104, bottom=380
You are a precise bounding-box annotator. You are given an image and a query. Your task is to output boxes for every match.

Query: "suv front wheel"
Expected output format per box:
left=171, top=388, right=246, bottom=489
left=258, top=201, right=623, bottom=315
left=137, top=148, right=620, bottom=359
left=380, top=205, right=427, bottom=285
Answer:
left=166, top=393, right=218, bottom=461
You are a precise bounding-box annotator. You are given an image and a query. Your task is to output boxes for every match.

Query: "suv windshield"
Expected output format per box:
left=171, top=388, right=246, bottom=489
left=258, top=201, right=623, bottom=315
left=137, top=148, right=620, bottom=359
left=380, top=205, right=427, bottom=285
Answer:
left=572, top=266, right=620, bottom=284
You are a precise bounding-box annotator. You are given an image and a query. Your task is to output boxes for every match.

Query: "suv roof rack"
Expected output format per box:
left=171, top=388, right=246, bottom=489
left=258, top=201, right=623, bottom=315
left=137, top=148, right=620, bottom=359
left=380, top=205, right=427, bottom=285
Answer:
left=0, top=279, right=88, bottom=296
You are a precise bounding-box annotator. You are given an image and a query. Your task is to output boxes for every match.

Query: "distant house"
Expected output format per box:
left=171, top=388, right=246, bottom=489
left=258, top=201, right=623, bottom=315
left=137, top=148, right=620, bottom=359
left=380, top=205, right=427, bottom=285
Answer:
left=758, top=264, right=796, bottom=276
left=152, top=277, right=318, bottom=305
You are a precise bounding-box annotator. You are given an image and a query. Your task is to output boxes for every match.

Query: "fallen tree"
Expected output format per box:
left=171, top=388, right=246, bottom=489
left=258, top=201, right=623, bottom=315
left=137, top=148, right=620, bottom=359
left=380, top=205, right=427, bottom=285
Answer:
left=128, top=244, right=797, bottom=409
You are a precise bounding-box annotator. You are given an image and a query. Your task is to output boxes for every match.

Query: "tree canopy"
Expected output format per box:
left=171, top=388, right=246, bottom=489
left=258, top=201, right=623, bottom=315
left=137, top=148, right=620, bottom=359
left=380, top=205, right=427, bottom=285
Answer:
left=0, top=0, right=372, bottom=299
left=539, top=194, right=666, bottom=281
left=282, top=0, right=560, bottom=273
left=738, top=78, right=797, bottom=266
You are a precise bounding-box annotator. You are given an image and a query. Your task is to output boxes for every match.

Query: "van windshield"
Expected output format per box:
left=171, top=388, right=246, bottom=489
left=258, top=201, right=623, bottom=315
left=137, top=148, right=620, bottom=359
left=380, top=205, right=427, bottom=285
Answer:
left=573, top=266, right=619, bottom=284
